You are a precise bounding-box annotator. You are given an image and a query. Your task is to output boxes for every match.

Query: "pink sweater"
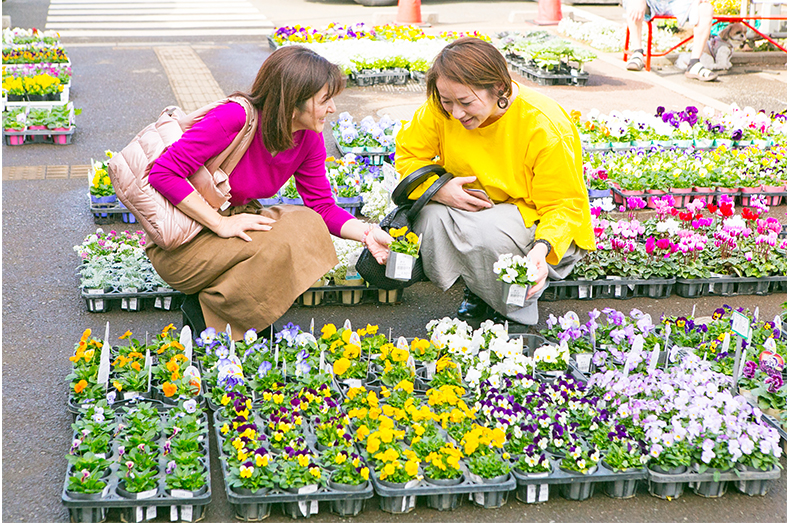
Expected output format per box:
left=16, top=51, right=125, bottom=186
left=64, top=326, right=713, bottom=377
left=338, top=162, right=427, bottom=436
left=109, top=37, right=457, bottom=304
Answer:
left=149, top=101, right=353, bottom=236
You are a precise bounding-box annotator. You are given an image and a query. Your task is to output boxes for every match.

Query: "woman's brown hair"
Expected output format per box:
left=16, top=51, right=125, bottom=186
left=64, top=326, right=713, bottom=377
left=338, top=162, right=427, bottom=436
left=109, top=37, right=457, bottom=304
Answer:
left=235, top=46, right=344, bottom=152
left=426, top=37, right=512, bottom=119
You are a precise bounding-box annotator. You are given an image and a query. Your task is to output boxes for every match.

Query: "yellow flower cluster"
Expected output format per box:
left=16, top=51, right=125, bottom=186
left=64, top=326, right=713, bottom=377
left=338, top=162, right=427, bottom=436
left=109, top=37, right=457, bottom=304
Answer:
left=460, top=425, right=506, bottom=456
left=712, top=0, right=740, bottom=14
left=69, top=328, right=101, bottom=364
left=426, top=443, right=463, bottom=472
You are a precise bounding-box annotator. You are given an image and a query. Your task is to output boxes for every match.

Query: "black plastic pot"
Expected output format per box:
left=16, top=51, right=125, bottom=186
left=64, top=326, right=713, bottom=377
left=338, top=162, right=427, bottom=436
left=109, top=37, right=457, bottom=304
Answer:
left=648, top=464, right=687, bottom=500
left=601, top=463, right=639, bottom=499
left=558, top=467, right=596, bottom=501
left=230, top=486, right=271, bottom=521
left=470, top=474, right=509, bottom=509
left=65, top=490, right=108, bottom=523
left=425, top=476, right=464, bottom=511
left=328, top=479, right=368, bottom=516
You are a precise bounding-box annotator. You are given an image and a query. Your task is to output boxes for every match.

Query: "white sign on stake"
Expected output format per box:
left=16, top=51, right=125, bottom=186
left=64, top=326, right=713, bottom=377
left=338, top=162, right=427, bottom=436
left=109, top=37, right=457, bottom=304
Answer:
left=97, top=322, right=111, bottom=389
left=648, top=343, right=660, bottom=370
left=180, top=326, right=193, bottom=364
left=731, top=311, right=752, bottom=340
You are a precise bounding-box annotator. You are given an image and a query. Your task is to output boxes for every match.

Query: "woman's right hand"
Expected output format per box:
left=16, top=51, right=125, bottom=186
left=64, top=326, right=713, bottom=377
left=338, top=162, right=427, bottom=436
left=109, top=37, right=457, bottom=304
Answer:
left=432, top=176, right=493, bottom=212
left=212, top=213, right=276, bottom=242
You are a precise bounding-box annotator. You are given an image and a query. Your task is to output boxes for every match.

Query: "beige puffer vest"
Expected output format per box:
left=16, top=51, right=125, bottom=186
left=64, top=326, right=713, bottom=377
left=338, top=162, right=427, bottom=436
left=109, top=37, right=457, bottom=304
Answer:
left=108, top=96, right=258, bottom=250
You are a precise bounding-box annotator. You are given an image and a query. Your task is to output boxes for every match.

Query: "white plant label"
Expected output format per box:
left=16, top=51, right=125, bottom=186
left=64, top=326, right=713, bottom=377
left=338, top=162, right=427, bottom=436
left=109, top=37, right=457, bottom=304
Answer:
left=469, top=473, right=483, bottom=484
left=393, top=253, right=414, bottom=280
left=310, top=318, right=314, bottom=336
left=575, top=353, right=592, bottom=373
left=648, top=343, right=661, bottom=370
left=343, top=319, right=352, bottom=331
left=298, top=484, right=318, bottom=495
left=474, top=492, right=486, bottom=505
left=506, top=284, right=528, bottom=306
left=731, top=311, right=752, bottom=339
left=146, top=348, right=152, bottom=392
left=180, top=326, right=193, bottom=364
left=578, top=285, right=589, bottom=299
left=147, top=506, right=157, bottom=520
left=124, top=392, right=140, bottom=401
left=526, top=484, right=549, bottom=503
left=349, top=331, right=361, bottom=347
left=405, top=479, right=420, bottom=489
left=319, top=350, right=326, bottom=374
left=97, top=322, right=111, bottom=389
left=345, top=249, right=363, bottom=280
left=136, top=488, right=157, bottom=500
left=344, top=378, right=362, bottom=389
left=397, top=336, right=409, bottom=352
left=184, top=366, right=201, bottom=390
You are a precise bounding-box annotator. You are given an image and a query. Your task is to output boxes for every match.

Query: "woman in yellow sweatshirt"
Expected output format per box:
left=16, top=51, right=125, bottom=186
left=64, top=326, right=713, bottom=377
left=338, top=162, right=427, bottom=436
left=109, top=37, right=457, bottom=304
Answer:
left=395, top=37, right=595, bottom=326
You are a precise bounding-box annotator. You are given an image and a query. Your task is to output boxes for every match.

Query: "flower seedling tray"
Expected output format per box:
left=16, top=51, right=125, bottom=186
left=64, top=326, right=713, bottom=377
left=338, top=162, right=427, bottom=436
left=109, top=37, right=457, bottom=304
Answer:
left=538, top=279, right=620, bottom=301
left=213, top=413, right=374, bottom=519
left=87, top=195, right=138, bottom=224
left=81, top=287, right=184, bottom=314
left=331, top=131, right=393, bottom=164
left=517, top=63, right=589, bottom=87
left=2, top=125, right=74, bottom=144
left=370, top=465, right=516, bottom=513
left=296, top=284, right=402, bottom=308
left=512, top=460, right=646, bottom=487
left=62, top=410, right=211, bottom=523
left=647, top=466, right=780, bottom=485
left=3, top=83, right=70, bottom=107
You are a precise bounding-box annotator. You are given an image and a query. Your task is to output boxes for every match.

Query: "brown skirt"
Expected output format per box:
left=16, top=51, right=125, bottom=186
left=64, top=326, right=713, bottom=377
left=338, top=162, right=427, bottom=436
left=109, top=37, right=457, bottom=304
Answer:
left=146, top=203, right=338, bottom=339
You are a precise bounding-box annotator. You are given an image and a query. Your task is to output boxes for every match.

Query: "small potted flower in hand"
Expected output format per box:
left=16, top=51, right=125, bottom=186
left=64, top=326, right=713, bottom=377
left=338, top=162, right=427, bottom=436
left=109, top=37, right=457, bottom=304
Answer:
left=385, top=226, right=421, bottom=281
left=466, top=451, right=512, bottom=508
left=328, top=451, right=370, bottom=516
left=493, top=252, right=538, bottom=307
left=559, top=443, right=601, bottom=500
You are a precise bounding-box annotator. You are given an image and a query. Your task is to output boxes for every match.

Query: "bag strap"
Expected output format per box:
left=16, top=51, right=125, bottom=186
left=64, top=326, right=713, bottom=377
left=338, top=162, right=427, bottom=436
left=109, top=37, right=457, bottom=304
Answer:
left=406, top=172, right=454, bottom=222
left=391, top=164, right=447, bottom=207
left=205, top=96, right=258, bottom=175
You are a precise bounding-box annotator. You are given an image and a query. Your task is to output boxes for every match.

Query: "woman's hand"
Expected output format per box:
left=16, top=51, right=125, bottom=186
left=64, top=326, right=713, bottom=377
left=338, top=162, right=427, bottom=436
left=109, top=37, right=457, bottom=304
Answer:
left=432, top=176, right=493, bottom=212
left=213, top=213, right=276, bottom=242
left=526, top=243, right=550, bottom=299
left=365, top=227, right=392, bottom=264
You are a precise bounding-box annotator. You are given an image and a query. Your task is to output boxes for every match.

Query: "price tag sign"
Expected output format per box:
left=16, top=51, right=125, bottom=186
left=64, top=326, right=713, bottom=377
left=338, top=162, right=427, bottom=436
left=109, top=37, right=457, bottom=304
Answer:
left=575, top=353, right=593, bottom=373
left=506, top=284, right=528, bottom=306
left=731, top=311, right=752, bottom=340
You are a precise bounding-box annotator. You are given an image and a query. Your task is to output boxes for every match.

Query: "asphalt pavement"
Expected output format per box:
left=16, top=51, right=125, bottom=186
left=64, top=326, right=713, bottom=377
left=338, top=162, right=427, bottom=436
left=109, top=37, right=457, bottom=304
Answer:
left=1, top=0, right=787, bottom=522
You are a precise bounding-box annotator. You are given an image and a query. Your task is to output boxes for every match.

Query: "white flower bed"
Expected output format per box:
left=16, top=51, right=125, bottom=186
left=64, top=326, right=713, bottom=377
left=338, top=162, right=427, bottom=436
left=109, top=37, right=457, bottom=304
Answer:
left=557, top=18, right=682, bottom=53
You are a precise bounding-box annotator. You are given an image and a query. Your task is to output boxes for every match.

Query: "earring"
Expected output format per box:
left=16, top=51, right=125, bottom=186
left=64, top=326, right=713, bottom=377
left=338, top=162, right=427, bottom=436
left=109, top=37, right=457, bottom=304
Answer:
left=497, top=90, right=509, bottom=109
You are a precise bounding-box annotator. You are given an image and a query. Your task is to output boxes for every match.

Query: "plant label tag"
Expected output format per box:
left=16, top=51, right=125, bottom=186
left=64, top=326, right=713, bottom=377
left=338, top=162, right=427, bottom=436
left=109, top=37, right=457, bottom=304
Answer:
left=102, top=484, right=111, bottom=498
left=345, top=250, right=362, bottom=280
left=469, top=472, right=483, bottom=484
left=124, top=392, right=140, bottom=400
left=760, top=349, right=784, bottom=371
left=722, top=332, right=731, bottom=354
left=310, top=501, right=319, bottom=515
left=506, top=284, right=527, bottom=306
left=774, top=315, right=782, bottom=328
left=298, top=484, right=318, bottom=494
left=137, top=488, right=157, bottom=500
left=349, top=331, right=361, bottom=347
left=274, top=346, right=279, bottom=365
left=98, top=322, right=111, bottom=389
left=731, top=311, right=752, bottom=339
left=397, top=336, right=409, bottom=352
left=184, top=366, right=201, bottom=390
left=539, top=484, right=549, bottom=502
left=344, top=378, right=362, bottom=389
left=393, top=253, right=414, bottom=280
left=425, top=360, right=437, bottom=379
left=180, top=326, right=193, bottom=364
left=136, top=507, right=144, bottom=522
left=170, top=506, right=178, bottom=521
left=145, top=349, right=152, bottom=393
left=576, top=353, right=592, bottom=373
left=344, top=319, right=352, bottom=331
left=527, top=484, right=537, bottom=503
left=170, top=489, right=193, bottom=499
left=298, top=502, right=310, bottom=517
left=578, top=285, right=589, bottom=299
left=320, top=350, right=326, bottom=374
left=405, top=479, right=420, bottom=489
left=310, top=318, right=314, bottom=336
left=648, top=344, right=660, bottom=370
left=474, top=492, right=486, bottom=505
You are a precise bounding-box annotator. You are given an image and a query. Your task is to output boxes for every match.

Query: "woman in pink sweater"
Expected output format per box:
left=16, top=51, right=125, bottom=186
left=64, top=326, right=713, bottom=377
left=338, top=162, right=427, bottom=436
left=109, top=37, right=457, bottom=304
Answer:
left=147, top=46, right=390, bottom=339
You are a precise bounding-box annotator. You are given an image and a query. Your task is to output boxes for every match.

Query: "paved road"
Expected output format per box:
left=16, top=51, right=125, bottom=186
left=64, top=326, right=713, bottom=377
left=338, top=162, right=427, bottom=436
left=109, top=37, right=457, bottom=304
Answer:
left=1, top=1, right=787, bottom=522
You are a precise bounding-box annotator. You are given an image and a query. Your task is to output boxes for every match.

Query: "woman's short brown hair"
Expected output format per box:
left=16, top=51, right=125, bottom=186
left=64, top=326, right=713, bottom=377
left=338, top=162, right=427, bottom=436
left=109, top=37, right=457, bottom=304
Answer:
left=237, top=46, right=344, bottom=152
left=426, top=37, right=512, bottom=118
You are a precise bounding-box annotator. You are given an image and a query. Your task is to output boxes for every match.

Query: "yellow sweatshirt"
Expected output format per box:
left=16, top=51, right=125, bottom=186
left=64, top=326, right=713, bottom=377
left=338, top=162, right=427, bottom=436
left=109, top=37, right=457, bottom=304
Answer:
left=395, top=83, right=595, bottom=265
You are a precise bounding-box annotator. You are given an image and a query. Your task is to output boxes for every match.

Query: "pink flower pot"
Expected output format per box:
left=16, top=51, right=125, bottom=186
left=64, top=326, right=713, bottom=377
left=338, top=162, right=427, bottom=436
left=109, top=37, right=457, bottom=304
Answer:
left=52, top=128, right=70, bottom=144
left=761, top=184, right=786, bottom=206
left=692, top=186, right=715, bottom=205
left=614, top=188, right=644, bottom=205
left=669, top=187, right=693, bottom=208
left=739, top=186, right=763, bottom=206
left=646, top=189, right=666, bottom=209
left=7, top=134, right=25, bottom=145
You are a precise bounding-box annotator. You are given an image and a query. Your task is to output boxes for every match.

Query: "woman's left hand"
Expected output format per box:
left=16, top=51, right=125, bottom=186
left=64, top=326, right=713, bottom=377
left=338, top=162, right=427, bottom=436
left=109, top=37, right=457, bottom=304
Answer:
left=526, top=244, right=550, bottom=299
left=365, top=227, right=393, bottom=264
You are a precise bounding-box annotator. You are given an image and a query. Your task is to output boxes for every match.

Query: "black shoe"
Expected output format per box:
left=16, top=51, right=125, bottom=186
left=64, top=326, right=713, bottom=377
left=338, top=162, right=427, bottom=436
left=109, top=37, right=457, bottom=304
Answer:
left=181, top=293, right=206, bottom=335
left=457, top=286, right=491, bottom=320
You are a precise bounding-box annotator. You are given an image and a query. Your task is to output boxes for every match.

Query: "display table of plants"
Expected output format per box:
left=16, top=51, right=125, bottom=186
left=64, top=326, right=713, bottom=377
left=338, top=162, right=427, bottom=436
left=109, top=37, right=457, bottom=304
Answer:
left=65, top=304, right=785, bottom=519
left=63, top=326, right=211, bottom=523
left=2, top=28, right=72, bottom=107
left=574, top=105, right=787, bottom=152
left=87, top=151, right=140, bottom=223
left=499, top=30, right=596, bottom=87
left=269, top=23, right=490, bottom=86
left=540, top=191, right=786, bottom=302
left=2, top=102, right=79, bottom=145
left=75, top=229, right=182, bottom=313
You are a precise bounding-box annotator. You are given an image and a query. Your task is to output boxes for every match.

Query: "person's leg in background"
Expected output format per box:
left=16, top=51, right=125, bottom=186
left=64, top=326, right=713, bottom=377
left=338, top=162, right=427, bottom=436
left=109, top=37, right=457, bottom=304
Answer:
left=625, top=0, right=649, bottom=70
left=685, top=0, right=719, bottom=80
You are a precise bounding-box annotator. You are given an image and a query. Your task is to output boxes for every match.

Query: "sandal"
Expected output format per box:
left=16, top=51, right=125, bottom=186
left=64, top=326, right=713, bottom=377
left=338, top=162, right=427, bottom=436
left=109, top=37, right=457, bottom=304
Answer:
left=685, top=62, right=718, bottom=82
left=626, top=51, right=645, bottom=71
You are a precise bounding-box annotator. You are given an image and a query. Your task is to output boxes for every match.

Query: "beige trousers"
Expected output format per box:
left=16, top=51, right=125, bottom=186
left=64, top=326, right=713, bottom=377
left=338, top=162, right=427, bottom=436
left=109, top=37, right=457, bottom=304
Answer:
left=146, top=203, right=338, bottom=339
